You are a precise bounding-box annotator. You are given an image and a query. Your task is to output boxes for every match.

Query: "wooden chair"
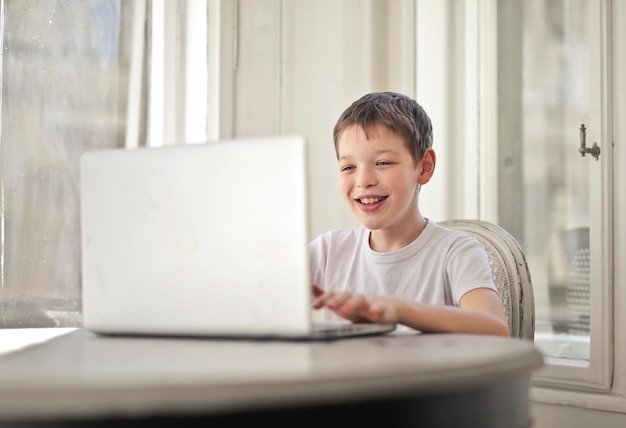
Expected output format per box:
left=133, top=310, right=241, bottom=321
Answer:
left=439, top=219, right=535, bottom=340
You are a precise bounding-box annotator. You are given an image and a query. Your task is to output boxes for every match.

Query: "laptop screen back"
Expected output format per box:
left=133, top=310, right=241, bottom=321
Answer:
left=80, top=136, right=312, bottom=337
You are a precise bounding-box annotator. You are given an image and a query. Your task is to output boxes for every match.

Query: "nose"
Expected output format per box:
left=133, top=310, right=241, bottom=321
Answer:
left=356, top=166, right=378, bottom=188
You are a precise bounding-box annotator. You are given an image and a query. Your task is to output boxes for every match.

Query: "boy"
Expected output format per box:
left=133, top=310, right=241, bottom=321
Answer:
left=309, top=92, right=509, bottom=336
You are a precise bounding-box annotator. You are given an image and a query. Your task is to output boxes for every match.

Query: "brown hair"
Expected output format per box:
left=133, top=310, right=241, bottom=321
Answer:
left=333, top=92, right=433, bottom=164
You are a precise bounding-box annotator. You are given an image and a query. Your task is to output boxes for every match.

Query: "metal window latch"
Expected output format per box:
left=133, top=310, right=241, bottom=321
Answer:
left=578, top=124, right=601, bottom=161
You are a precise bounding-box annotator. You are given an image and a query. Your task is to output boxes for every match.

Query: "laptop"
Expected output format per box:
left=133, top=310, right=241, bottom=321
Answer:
left=80, top=136, right=395, bottom=340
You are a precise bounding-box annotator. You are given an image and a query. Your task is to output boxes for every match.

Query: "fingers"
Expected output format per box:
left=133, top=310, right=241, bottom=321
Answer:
left=311, top=288, right=339, bottom=309
left=312, top=290, right=348, bottom=310
left=312, top=291, right=377, bottom=323
left=333, top=294, right=371, bottom=323
left=311, top=284, right=324, bottom=297
left=311, top=287, right=399, bottom=324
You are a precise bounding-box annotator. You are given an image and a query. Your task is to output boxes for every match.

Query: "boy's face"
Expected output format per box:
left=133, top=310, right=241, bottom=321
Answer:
left=336, top=124, right=433, bottom=234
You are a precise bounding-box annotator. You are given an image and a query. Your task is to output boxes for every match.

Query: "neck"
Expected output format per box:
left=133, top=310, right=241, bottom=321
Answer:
left=369, top=216, right=428, bottom=252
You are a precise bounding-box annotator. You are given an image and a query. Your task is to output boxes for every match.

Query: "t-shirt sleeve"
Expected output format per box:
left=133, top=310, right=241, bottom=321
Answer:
left=445, top=235, right=497, bottom=305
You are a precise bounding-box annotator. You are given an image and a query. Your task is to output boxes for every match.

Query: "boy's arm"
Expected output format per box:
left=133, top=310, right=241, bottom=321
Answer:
left=312, top=285, right=510, bottom=337
left=396, top=288, right=509, bottom=336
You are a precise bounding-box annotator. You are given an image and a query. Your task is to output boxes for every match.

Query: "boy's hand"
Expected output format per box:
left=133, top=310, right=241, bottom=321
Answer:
left=311, top=284, right=398, bottom=324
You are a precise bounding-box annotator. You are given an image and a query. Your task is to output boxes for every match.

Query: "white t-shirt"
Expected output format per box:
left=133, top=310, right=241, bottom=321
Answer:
left=308, top=219, right=497, bottom=330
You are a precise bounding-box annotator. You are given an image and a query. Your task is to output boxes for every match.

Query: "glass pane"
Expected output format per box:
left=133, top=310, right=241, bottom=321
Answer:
left=0, top=0, right=132, bottom=327
left=510, top=0, right=592, bottom=360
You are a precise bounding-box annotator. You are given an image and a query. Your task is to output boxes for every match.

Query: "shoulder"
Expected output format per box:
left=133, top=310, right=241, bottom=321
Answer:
left=421, top=220, right=489, bottom=267
left=426, top=219, right=482, bottom=249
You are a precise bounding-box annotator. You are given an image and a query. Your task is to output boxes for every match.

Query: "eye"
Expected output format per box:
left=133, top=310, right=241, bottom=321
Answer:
left=340, top=164, right=355, bottom=172
left=376, top=160, right=394, bottom=166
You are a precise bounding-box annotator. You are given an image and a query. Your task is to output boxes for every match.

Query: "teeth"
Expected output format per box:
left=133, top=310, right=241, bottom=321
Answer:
left=360, top=197, right=382, bottom=205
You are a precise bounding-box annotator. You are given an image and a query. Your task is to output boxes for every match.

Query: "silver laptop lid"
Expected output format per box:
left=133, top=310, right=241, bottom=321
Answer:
left=80, top=136, right=312, bottom=337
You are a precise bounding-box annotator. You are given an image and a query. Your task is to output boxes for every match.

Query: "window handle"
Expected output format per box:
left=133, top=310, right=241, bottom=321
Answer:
left=578, top=124, right=601, bottom=161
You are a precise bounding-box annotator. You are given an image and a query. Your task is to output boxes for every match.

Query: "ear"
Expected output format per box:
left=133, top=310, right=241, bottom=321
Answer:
left=417, top=148, right=436, bottom=185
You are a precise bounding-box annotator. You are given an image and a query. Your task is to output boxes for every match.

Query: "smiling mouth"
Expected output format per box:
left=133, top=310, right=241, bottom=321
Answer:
left=358, top=197, right=387, bottom=205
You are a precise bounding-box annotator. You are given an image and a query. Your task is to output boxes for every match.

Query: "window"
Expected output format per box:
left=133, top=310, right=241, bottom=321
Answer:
left=495, top=0, right=612, bottom=390
left=0, top=0, right=130, bottom=327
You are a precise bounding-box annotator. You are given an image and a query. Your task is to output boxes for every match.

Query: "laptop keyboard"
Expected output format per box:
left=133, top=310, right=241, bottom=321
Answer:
left=311, top=322, right=396, bottom=338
